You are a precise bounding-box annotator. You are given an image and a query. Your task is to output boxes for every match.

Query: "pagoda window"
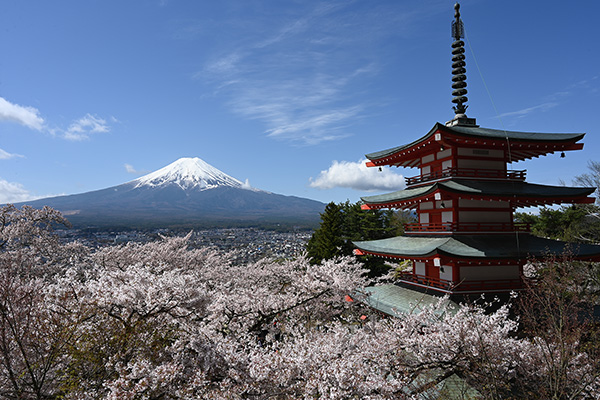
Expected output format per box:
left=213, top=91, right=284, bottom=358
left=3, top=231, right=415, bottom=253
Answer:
left=457, top=148, right=505, bottom=159
left=442, top=211, right=453, bottom=223
left=440, top=264, right=453, bottom=281
left=414, top=261, right=426, bottom=276
left=420, top=201, right=434, bottom=210
left=421, top=165, right=431, bottom=176
left=459, top=210, right=511, bottom=223
left=435, top=200, right=452, bottom=209
left=441, top=159, right=452, bottom=170
left=422, top=154, right=435, bottom=164
left=457, top=158, right=505, bottom=170
left=459, top=199, right=510, bottom=208
left=419, top=213, right=429, bottom=224
left=437, top=148, right=452, bottom=159
left=460, top=265, right=520, bottom=281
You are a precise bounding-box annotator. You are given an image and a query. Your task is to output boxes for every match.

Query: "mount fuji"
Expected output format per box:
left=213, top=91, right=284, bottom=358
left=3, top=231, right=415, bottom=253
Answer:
left=14, top=157, right=325, bottom=229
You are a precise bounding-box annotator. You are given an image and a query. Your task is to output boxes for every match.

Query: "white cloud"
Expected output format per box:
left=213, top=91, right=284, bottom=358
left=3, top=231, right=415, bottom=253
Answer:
left=124, top=163, right=150, bottom=175
left=0, top=179, right=33, bottom=203
left=309, top=159, right=405, bottom=192
left=0, top=96, right=113, bottom=142
left=0, top=148, right=24, bottom=160
left=0, top=97, right=45, bottom=131
left=241, top=178, right=252, bottom=190
left=64, top=114, right=110, bottom=141
left=124, top=163, right=138, bottom=174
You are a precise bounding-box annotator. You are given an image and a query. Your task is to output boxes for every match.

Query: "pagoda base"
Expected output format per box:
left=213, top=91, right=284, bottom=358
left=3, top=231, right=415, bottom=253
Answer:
left=445, top=114, right=478, bottom=127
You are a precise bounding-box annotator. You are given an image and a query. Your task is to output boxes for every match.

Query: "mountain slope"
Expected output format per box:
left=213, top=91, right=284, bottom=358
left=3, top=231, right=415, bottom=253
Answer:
left=13, top=158, right=325, bottom=229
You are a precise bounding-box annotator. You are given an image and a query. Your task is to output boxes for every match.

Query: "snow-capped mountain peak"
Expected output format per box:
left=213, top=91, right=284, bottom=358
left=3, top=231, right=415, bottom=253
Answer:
left=132, top=157, right=248, bottom=191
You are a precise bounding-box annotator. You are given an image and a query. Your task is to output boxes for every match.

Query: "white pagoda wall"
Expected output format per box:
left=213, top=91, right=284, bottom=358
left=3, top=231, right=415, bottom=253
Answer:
left=414, top=261, right=426, bottom=276
left=440, top=265, right=453, bottom=281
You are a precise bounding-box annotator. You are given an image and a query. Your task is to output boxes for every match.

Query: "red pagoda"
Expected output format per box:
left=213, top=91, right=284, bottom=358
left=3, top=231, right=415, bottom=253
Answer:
left=354, top=3, right=600, bottom=297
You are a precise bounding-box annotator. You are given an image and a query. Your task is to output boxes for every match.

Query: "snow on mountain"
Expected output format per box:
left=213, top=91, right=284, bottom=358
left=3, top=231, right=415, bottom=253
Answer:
left=132, top=157, right=251, bottom=191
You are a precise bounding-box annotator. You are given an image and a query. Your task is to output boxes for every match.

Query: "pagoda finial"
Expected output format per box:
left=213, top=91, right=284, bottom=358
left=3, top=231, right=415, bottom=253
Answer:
left=447, top=3, right=477, bottom=127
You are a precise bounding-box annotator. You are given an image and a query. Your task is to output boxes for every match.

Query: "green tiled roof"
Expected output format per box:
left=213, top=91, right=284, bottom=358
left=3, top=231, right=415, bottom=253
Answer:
left=447, top=124, right=584, bottom=142
left=354, top=233, right=600, bottom=259
left=365, top=122, right=585, bottom=160
left=361, top=284, right=457, bottom=316
left=361, top=179, right=594, bottom=205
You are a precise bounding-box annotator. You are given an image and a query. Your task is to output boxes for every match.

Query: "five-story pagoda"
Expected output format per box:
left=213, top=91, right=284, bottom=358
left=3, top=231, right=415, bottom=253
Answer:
left=354, top=3, right=600, bottom=297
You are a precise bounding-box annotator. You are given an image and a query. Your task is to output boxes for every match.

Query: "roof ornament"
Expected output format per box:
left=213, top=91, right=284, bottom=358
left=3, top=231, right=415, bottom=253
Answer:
left=447, top=3, right=478, bottom=127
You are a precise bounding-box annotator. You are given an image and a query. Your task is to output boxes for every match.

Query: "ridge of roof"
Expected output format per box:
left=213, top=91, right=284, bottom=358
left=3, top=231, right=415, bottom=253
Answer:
left=443, top=124, right=585, bottom=142
left=360, top=179, right=595, bottom=205
left=354, top=233, right=600, bottom=260
left=365, top=122, right=585, bottom=161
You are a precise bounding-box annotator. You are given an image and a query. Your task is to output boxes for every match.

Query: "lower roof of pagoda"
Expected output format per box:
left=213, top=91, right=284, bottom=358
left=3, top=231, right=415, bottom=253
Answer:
left=353, top=233, right=600, bottom=261
left=364, top=122, right=585, bottom=167
left=361, top=179, right=594, bottom=209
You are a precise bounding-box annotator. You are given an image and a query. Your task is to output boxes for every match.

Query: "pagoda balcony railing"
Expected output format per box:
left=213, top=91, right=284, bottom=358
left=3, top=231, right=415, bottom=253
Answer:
left=397, top=272, right=523, bottom=292
left=405, top=168, right=526, bottom=186
left=404, top=222, right=531, bottom=233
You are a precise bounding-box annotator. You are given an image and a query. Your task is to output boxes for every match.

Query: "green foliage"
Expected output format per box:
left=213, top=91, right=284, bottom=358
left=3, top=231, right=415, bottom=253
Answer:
left=307, top=201, right=411, bottom=276
left=515, top=160, right=600, bottom=243
left=515, top=204, right=600, bottom=243
left=307, top=202, right=345, bottom=263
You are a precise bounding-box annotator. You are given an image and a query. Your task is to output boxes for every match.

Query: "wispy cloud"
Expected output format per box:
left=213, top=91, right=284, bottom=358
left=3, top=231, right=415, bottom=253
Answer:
left=496, top=75, right=599, bottom=122
left=0, top=148, right=24, bottom=160
left=63, top=114, right=110, bottom=141
left=309, top=159, right=405, bottom=192
left=496, top=102, right=558, bottom=120
left=0, top=97, right=45, bottom=131
left=197, top=2, right=412, bottom=145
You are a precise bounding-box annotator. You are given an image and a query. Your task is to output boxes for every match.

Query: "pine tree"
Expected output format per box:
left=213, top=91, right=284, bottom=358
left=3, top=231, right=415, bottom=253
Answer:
left=307, top=202, right=344, bottom=264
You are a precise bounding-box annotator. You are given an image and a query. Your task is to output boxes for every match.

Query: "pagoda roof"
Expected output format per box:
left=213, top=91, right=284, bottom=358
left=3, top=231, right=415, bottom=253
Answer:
left=365, top=123, right=585, bottom=167
left=354, top=233, right=600, bottom=261
left=361, top=179, right=595, bottom=209
left=361, top=284, right=458, bottom=316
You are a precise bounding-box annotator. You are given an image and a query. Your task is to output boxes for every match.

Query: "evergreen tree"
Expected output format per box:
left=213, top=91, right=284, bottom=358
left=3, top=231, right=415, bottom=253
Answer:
left=515, top=204, right=600, bottom=243
left=307, top=200, right=410, bottom=276
left=306, top=202, right=344, bottom=264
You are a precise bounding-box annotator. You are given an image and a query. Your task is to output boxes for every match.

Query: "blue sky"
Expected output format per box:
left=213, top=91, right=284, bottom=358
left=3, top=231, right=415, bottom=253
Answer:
left=0, top=0, right=598, bottom=206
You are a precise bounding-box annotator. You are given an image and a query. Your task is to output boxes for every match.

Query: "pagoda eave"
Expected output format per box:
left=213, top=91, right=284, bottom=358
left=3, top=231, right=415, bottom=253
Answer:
left=354, top=247, right=527, bottom=263
left=362, top=196, right=593, bottom=211
left=361, top=189, right=596, bottom=210
left=353, top=234, right=600, bottom=262
left=365, top=123, right=586, bottom=168
left=361, top=182, right=595, bottom=210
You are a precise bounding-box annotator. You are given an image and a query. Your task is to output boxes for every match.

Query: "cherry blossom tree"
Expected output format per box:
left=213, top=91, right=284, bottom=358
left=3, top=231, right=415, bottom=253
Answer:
left=0, top=205, right=86, bottom=399
left=0, top=204, right=599, bottom=399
